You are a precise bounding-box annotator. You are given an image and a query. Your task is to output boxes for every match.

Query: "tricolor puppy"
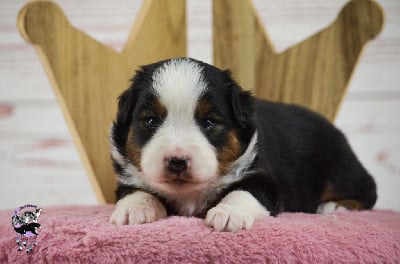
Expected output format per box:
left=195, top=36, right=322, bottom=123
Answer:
left=109, top=58, right=376, bottom=232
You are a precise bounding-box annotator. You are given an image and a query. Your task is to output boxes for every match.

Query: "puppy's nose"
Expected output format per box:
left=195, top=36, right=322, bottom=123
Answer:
left=166, top=157, right=189, bottom=174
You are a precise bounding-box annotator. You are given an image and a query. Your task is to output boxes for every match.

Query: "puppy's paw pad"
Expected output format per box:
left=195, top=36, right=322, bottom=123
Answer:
left=205, top=204, right=254, bottom=232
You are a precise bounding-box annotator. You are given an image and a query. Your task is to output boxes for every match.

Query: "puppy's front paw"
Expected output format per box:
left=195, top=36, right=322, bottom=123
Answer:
left=205, top=204, right=254, bottom=232
left=205, top=191, right=270, bottom=232
left=109, top=191, right=167, bottom=225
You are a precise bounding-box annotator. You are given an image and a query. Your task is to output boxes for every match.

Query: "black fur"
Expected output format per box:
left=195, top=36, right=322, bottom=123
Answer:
left=111, top=58, right=376, bottom=216
left=249, top=100, right=377, bottom=214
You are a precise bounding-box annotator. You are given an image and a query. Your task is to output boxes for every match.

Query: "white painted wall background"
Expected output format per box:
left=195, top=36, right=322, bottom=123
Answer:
left=0, top=0, right=399, bottom=211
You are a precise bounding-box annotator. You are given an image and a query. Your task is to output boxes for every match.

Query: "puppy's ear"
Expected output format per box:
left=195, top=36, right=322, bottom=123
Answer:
left=111, top=72, right=142, bottom=153
left=115, top=68, right=146, bottom=126
left=224, top=70, right=254, bottom=128
left=115, top=87, right=136, bottom=126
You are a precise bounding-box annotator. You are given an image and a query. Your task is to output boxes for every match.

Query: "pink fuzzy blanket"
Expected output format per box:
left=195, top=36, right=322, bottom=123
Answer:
left=1, top=205, right=399, bottom=263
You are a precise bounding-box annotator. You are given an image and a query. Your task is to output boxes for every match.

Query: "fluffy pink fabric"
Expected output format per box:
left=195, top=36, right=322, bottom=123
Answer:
left=1, top=205, right=399, bottom=263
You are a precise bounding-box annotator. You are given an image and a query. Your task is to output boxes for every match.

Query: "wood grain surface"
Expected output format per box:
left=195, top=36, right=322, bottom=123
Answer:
left=214, top=0, right=383, bottom=121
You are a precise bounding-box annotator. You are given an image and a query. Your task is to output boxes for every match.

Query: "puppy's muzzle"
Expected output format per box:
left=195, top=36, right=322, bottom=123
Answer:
left=165, top=156, right=191, bottom=177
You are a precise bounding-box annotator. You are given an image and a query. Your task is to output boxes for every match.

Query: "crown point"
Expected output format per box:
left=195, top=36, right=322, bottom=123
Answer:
left=337, top=0, right=384, bottom=41
left=17, top=1, right=71, bottom=45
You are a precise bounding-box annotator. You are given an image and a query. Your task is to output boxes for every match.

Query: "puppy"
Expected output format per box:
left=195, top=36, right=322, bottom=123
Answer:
left=109, top=58, right=376, bottom=232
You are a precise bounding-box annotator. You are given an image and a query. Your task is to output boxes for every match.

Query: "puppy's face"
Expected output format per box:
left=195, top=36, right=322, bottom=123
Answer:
left=111, top=58, right=255, bottom=196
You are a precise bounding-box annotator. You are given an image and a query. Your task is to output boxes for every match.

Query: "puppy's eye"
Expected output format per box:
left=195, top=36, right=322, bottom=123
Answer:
left=146, top=117, right=156, bottom=126
left=201, top=118, right=217, bottom=131
left=140, top=117, right=159, bottom=128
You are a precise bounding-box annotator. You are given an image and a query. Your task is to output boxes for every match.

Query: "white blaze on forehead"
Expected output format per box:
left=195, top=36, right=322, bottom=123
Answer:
left=152, top=59, right=208, bottom=117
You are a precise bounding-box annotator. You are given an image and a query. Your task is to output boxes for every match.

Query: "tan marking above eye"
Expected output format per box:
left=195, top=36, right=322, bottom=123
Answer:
left=206, top=113, right=223, bottom=122
left=153, top=98, right=167, bottom=116
left=140, top=97, right=167, bottom=117
left=140, top=97, right=167, bottom=120
left=195, top=98, right=225, bottom=125
left=195, top=98, right=213, bottom=119
left=139, top=110, right=158, bottom=119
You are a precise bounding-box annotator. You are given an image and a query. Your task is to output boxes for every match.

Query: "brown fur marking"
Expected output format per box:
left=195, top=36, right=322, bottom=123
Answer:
left=139, top=97, right=167, bottom=121
left=217, top=130, right=242, bottom=175
left=126, top=129, right=142, bottom=168
left=320, top=182, right=337, bottom=203
left=320, top=182, right=365, bottom=210
left=195, top=99, right=214, bottom=119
